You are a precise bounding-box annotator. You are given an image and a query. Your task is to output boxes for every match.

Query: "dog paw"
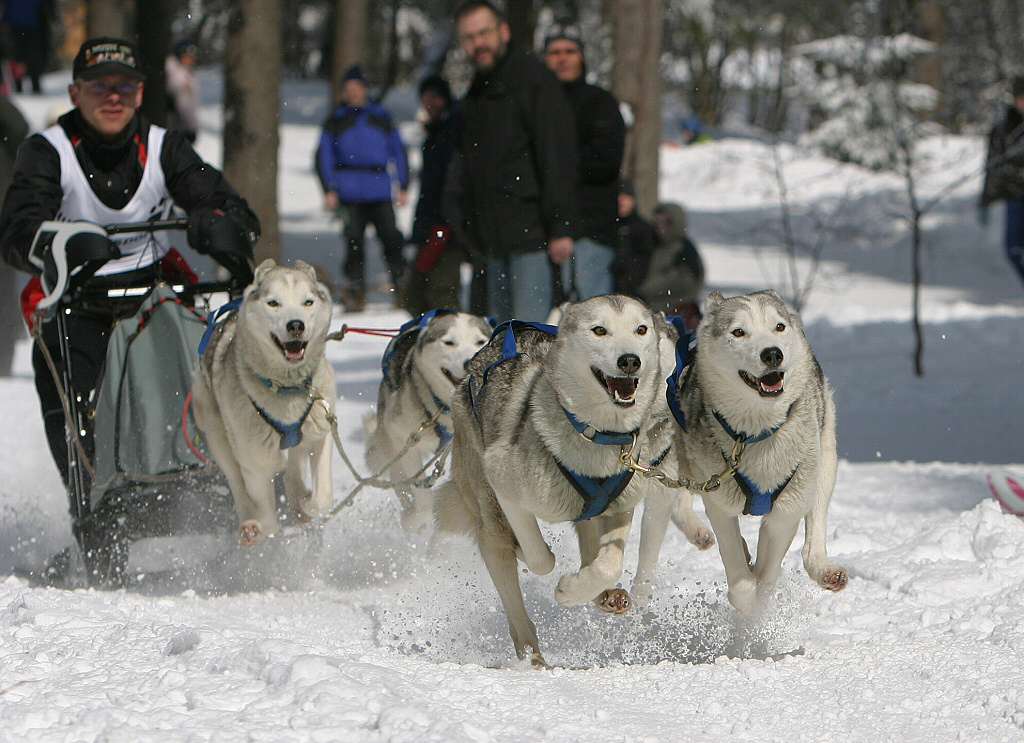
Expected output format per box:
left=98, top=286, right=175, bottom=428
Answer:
left=594, top=588, right=631, bottom=615
left=818, top=566, right=848, bottom=592
left=239, top=520, right=263, bottom=547
left=728, top=580, right=758, bottom=615
left=687, top=524, right=716, bottom=550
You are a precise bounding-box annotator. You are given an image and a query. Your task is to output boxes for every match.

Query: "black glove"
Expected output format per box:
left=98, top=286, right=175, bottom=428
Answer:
left=187, top=207, right=255, bottom=286
left=34, top=223, right=120, bottom=291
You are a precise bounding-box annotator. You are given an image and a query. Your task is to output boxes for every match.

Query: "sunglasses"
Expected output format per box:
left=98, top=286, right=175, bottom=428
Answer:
left=80, top=80, right=140, bottom=98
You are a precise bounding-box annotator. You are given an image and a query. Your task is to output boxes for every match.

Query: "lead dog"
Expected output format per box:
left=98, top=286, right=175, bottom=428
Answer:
left=364, top=310, right=491, bottom=531
left=191, top=259, right=336, bottom=546
left=668, top=290, right=847, bottom=615
left=434, top=295, right=674, bottom=667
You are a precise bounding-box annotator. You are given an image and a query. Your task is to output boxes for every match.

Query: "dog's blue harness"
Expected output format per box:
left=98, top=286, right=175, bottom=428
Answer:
left=472, top=320, right=658, bottom=522
left=663, top=314, right=797, bottom=516
left=248, top=374, right=315, bottom=450
left=197, top=296, right=242, bottom=355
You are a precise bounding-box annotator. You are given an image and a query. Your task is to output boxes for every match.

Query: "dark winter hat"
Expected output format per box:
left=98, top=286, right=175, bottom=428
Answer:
left=543, top=26, right=584, bottom=55
left=173, top=39, right=198, bottom=59
left=618, top=177, right=636, bottom=199
left=73, top=37, right=145, bottom=82
left=343, top=64, right=367, bottom=85
left=418, top=74, right=451, bottom=103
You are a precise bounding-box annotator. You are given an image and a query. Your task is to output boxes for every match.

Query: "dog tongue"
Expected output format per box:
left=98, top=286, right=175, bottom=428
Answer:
left=283, top=340, right=305, bottom=360
left=759, top=371, right=784, bottom=392
left=605, top=376, right=638, bottom=400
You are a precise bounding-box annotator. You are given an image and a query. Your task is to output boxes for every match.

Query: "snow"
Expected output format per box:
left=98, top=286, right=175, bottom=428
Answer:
left=3, top=73, right=1024, bottom=743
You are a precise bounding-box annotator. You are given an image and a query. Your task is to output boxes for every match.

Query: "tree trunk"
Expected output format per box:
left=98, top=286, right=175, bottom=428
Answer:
left=330, top=0, right=368, bottom=107
left=86, top=0, right=125, bottom=38
left=507, top=0, right=537, bottom=53
left=223, top=0, right=281, bottom=264
left=134, top=0, right=172, bottom=127
left=609, top=0, right=663, bottom=218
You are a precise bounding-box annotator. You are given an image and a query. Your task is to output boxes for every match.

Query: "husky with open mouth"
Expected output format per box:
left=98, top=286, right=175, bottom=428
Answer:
left=434, top=295, right=674, bottom=667
left=364, top=310, right=491, bottom=532
left=191, top=259, right=336, bottom=547
left=667, top=290, right=847, bottom=615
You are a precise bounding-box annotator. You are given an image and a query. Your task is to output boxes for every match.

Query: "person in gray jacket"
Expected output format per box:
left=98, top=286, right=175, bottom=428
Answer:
left=639, top=202, right=704, bottom=327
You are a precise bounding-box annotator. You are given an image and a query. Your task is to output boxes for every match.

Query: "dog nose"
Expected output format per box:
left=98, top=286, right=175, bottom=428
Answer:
left=617, top=353, right=641, bottom=375
left=286, top=319, right=305, bottom=337
left=761, top=346, right=784, bottom=369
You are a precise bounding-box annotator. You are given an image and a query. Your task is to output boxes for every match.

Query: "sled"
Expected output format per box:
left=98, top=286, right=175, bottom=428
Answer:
left=30, top=218, right=242, bottom=588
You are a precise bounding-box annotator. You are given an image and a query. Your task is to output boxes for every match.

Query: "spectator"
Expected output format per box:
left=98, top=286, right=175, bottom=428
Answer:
left=0, top=93, right=29, bottom=375
left=639, top=202, right=705, bottom=326
left=981, top=76, right=1024, bottom=288
left=2, top=0, right=52, bottom=94
left=452, top=0, right=579, bottom=322
left=611, top=177, right=654, bottom=299
left=317, top=64, right=409, bottom=312
left=404, top=74, right=461, bottom=315
left=165, top=39, right=199, bottom=143
left=0, top=37, right=260, bottom=582
left=543, top=28, right=624, bottom=301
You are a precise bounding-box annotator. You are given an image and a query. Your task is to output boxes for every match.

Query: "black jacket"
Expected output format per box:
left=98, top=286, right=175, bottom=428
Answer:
left=612, top=209, right=655, bottom=297
left=563, top=76, right=624, bottom=248
left=0, top=109, right=259, bottom=274
left=411, top=102, right=459, bottom=246
left=982, top=105, right=1024, bottom=207
left=455, top=45, right=580, bottom=257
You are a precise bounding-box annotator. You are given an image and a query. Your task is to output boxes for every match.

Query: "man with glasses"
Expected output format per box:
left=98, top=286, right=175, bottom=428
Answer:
left=0, top=37, right=259, bottom=584
left=451, top=1, right=579, bottom=321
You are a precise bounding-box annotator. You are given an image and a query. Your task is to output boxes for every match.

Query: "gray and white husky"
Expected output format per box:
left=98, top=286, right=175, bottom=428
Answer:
left=667, top=290, right=847, bottom=615
left=364, top=311, right=491, bottom=531
left=191, top=259, right=336, bottom=547
left=434, top=295, right=677, bottom=667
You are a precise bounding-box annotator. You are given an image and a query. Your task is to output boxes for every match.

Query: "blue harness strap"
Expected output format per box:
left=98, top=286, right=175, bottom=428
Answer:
left=664, top=314, right=696, bottom=432
left=469, top=320, right=558, bottom=419
left=735, top=468, right=797, bottom=516
left=561, top=462, right=635, bottom=522
left=249, top=394, right=315, bottom=450
left=198, top=296, right=243, bottom=355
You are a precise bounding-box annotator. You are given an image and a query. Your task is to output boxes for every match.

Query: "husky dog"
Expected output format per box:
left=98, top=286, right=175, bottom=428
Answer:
left=668, top=290, right=847, bottom=615
left=365, top=311, right=492, bottom=531
left=191, top=259, right=336, bottom=546
left=434, top=295, right=674, bottom=667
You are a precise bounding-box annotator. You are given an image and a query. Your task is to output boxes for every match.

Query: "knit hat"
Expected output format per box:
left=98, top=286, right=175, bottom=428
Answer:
left=543, top=26, right=584, bottom=55
left=343, top=64, right=367, bottom=85
left=418, top=74, right=451, bottom=103
left=73, top=37, right=145, bottom=82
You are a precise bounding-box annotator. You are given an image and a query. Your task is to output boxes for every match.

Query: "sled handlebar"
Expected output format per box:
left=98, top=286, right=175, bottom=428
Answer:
left=104, top=217, right=189, bottom=235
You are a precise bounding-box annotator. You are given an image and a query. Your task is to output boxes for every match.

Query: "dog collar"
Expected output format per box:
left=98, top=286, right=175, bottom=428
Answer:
left=257, top=374, right=313, bottom=395
left=712, top=403, right=794, bottom=445
left=563, top=408, right=636, bottom=447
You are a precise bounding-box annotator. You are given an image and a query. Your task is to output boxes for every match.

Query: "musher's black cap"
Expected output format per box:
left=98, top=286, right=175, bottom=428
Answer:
left=73, top=37, right=146, bottom=82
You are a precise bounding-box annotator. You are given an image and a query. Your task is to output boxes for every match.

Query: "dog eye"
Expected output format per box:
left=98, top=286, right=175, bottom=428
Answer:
left=267, top=300, right=280, bottom=308
left=775, top=323, right=786, bottom=332
left=443, top=340, right=456, bottom=346
left=592, top=326, right=607, bottom=336
left=476, top=340, right=486, bottom=346
left=304, top=299, right=314, bottom=307
left=636, top=325, right=648, bottom=335
left=731, top=328, right=745, bottom=338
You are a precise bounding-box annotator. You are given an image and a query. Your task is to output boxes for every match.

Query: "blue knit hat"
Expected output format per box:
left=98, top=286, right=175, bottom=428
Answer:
left=343, top=65, right=366, bottom=85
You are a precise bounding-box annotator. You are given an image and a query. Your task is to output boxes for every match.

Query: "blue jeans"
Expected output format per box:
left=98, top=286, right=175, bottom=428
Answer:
left=560, top=237, right=614, bottom=301
left=487, top=250, right=554, bottom=322
left=1006, top=200, right=1024, bottom=286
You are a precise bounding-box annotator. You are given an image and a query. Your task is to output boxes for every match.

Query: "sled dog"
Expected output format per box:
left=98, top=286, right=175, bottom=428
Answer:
left=434, top=295, right=675, bottom=666
left=191, top=259, right=336, bottom=546
left=365, top=310, right=491, bottom=531
left=668, top=290, right=847, bottom=615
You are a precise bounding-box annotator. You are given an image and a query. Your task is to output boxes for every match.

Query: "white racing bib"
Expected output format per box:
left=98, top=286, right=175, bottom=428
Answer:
left=42, top=123, right=174, bottom=276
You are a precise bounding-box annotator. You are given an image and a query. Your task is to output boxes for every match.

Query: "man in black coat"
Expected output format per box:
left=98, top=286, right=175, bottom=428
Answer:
left=452, top=0, right=579, bottom=321
left=981, top=76, right=1024, bottom=288
left=544, top=28, right=625, bottom=301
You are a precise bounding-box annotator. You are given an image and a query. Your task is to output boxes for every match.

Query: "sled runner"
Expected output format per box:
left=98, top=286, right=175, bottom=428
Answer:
left=29, top=218, right=243, bottom=588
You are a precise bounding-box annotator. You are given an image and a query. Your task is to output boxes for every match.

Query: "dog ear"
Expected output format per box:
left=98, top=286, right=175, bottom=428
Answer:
left=705, top=291, right=725, bottom=311
left=291, top=259, right=319, bottom=284
left=253, top=258, right=277, bottom=285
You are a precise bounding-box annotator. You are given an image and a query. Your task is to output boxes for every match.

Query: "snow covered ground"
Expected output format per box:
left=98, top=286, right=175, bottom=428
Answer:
left=2, top=75, right=1024, bottom=742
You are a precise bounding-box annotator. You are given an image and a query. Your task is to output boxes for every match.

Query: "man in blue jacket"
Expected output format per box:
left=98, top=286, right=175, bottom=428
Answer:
left=318, top=65, right=408, bottom=311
